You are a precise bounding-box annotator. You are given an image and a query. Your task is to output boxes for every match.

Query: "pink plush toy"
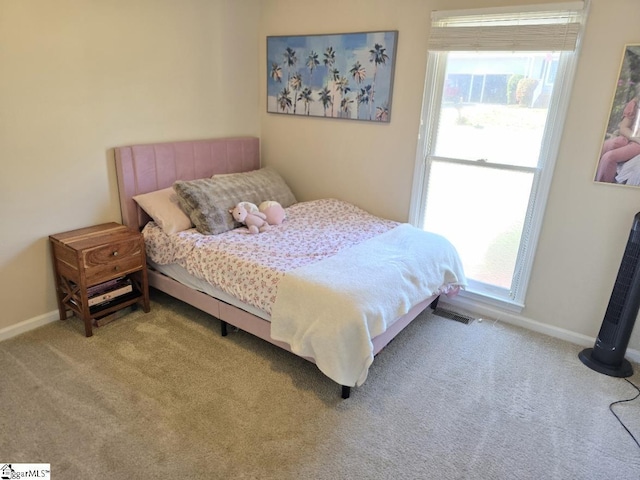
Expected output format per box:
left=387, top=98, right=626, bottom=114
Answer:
left=259, top=201, right=286, bottom=226
left=229, top=203, right=271, bottom=234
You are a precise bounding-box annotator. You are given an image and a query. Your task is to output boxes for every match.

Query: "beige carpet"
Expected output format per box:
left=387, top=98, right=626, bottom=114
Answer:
left=1, top=290, right=639, bottom=479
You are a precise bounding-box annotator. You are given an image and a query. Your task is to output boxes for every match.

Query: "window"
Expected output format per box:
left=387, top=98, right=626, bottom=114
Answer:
left=409, top=2, right=589, bottom=310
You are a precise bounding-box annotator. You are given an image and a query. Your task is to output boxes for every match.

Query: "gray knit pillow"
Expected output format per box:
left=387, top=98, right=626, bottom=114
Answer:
left=173, top=167, right=296, bottom=235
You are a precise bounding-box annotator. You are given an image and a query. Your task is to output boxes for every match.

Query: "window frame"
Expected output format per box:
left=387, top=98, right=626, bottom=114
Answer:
left=409, top=2, right=589, bottom=312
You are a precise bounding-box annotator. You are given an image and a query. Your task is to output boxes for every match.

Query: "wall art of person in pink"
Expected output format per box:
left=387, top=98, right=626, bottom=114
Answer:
left=596, top=85, right=640, bottom=183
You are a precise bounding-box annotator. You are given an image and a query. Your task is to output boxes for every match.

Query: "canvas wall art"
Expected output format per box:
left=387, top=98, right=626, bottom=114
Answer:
left=267, top=31, right=398, bottom=122
left=595, top=45, right=640, bottom=187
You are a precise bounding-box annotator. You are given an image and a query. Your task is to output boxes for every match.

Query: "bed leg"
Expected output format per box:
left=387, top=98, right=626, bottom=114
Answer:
left=221, top=321, right=228, bottom=337
left=341, top=385, right=351, bottom=399
left=429, top=295, right=440, bottom=310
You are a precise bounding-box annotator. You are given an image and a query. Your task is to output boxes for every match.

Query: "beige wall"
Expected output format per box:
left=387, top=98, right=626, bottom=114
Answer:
left=2, top=0, right=639, bottom=356
left=0, top=0, right=261, bottom=331
left=260, top=0, right=640, bottom=354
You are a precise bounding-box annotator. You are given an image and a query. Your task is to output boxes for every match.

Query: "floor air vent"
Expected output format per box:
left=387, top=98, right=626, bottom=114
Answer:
left=432, top=307, right=475, bottom=324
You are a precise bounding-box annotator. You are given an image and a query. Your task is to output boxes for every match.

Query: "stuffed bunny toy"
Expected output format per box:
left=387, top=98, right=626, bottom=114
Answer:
left=229, top=203, right=271, bottom=234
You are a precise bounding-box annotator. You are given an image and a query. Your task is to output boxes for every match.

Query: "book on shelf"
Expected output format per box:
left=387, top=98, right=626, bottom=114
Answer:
left=89, top=291, right=139, bottom=316
left=87, top=277, right=128, bottom=297
left=67, top=278, right=135, bottom=310
left=88, top=281, right=133, bottom=307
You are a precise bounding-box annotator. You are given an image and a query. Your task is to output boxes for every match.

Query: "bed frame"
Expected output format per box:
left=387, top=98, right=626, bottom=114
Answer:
left=114, top=136, right=439, bottom=398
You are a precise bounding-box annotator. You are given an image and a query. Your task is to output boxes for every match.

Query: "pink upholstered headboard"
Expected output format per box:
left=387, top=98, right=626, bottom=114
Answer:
left=114, top=137, right=260, bottom=229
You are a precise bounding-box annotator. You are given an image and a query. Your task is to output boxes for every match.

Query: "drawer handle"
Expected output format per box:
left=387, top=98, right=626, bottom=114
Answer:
left=113, top=251, right=119, bottom=256
left=114, top=266, right=120, bottom=271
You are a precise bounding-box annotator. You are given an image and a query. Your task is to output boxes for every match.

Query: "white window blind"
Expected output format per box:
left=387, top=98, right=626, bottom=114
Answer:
left=428, top=1, right=584, bottom=51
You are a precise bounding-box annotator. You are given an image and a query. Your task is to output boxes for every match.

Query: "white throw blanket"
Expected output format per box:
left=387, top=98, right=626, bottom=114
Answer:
left=270, top=223, right=466, bottom=387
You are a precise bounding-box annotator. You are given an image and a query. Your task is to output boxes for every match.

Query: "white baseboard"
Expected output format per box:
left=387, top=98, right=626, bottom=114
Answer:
left=439, top=297, right=640, bottom=365
left=0, top=310, right=61, bottom=342
left=3, top=300, right=640, bottom=366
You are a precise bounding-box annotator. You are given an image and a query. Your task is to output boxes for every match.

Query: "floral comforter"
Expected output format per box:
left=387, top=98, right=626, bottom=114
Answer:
left=143, top=198, right=399, bottom=315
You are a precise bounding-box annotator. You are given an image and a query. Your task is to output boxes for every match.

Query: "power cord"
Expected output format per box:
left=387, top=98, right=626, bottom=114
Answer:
left=609, top=378, right=640, bottom=449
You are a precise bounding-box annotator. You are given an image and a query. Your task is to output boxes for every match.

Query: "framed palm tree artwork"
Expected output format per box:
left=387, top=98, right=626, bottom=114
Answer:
left=267, top=31, right=398, bottom=122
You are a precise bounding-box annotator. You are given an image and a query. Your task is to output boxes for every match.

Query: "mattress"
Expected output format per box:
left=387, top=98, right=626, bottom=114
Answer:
left=147, top=259, right=270, bottom=320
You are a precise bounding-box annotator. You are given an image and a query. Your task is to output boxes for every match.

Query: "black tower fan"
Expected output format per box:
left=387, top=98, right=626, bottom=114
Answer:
left=579, top=212, right=640, bottom=377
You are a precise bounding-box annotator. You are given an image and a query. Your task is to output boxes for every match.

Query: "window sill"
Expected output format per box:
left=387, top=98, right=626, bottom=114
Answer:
left=446, top=287, right=525, bottom=315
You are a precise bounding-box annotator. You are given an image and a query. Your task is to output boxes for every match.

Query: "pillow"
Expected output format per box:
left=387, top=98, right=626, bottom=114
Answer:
left=133, top=187, right=193, bottom=234
left=173, top=167, right=296, bottom=235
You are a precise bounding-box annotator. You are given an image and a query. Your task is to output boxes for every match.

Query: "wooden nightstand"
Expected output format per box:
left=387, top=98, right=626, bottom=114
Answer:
left=49, top=222, right=150, bottom=337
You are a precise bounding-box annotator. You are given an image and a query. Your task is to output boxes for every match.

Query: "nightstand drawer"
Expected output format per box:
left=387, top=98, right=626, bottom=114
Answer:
left=83, top=238, right=143, bottom=284
left=85, top=255, right=144, bottom=285
left=83, top=238, right=142, bottom=268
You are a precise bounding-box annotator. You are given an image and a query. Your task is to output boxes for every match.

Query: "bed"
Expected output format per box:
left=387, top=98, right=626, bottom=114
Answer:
left=114, top=136, right=466, bottom=398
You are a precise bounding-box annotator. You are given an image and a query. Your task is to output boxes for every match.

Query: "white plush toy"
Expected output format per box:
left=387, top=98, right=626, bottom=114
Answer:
left=229, top=203, right=271, bottom=234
